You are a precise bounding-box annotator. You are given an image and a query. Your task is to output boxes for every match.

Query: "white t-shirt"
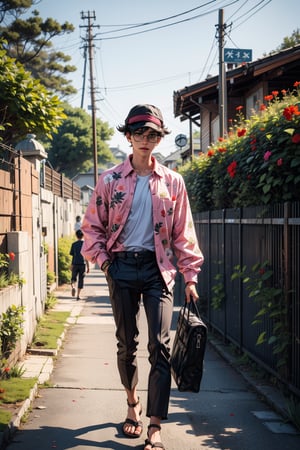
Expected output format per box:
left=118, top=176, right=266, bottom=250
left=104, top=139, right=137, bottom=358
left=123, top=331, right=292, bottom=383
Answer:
left=120, top=175, right=155, bottom=251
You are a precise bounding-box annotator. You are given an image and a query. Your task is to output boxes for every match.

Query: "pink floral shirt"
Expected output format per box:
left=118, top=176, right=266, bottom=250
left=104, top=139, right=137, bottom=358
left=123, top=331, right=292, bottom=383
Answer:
left=81, top=156, right=204, bottom=289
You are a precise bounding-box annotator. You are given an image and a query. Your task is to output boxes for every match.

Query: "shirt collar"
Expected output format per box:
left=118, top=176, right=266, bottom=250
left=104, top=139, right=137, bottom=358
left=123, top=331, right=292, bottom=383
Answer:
left=123, top=155, right=163, bottom=178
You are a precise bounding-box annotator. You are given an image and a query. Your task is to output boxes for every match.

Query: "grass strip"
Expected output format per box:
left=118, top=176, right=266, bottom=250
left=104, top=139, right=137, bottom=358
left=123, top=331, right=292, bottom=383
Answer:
left=0, top=378, right=37, bottom=431
left=0, top=378, right=37, bottom=404
left=31, top=310, right=70, bottom=349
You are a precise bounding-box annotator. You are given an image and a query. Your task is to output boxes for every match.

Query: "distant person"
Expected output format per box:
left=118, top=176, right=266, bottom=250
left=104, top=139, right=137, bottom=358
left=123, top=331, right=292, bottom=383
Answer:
left=74, top=215, right=82, bottom=232
left=70, top=229, right=89, bottom=300
left=81, top=104, right=204, bottom=450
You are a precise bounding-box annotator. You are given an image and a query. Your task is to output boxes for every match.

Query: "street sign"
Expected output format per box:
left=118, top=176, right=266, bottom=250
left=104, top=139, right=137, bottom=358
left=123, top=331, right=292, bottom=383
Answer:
left=224, top=48, right=252, bottom=63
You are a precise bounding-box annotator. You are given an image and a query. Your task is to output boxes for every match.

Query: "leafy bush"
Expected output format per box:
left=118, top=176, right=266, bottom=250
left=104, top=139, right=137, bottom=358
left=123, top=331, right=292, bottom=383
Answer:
left=45, top=291, right=57, bottom=310
left=58, top=236, right=73, bottom=284
left=0, top=305, right=25, bottom=359
left=180, top=82, right=300, bottom=212
left=0, top=252, right=24, bottom=289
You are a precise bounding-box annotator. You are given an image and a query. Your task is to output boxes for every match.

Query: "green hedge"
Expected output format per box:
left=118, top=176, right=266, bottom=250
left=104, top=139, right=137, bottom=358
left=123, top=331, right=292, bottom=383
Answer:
left=180, top=82, right=300, bottom=212
left=58, top=236, right=73, bottom=285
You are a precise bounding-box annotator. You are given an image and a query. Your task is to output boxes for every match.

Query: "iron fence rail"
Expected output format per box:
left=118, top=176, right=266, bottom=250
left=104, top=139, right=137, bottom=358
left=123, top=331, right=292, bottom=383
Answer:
left=191, top=202, right=300, bottom=398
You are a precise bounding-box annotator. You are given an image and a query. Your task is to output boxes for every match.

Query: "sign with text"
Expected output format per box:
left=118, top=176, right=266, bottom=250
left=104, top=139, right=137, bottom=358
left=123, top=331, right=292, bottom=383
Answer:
left=224, top=48, right=252, bottom=63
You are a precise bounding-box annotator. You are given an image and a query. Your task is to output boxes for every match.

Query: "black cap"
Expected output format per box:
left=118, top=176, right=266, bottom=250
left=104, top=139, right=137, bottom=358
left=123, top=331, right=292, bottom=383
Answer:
left=117, top=104, right=171, bottom=135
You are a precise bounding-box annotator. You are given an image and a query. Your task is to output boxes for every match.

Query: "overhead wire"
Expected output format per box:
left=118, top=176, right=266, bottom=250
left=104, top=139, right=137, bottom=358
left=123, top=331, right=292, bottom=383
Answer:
left=97, top=1, right=217, bottom=35
left=95, top=0, right=240, bottom=41
left=229, top=0, right=272, bottom=31
left=81, top=0, right=274, bottom=120
left=198, top=0, right=272, bottom=80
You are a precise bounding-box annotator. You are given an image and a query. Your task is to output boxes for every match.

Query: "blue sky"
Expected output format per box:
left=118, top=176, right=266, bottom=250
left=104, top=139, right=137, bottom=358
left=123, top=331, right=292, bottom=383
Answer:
left=33, top=0, right=299, bottom=155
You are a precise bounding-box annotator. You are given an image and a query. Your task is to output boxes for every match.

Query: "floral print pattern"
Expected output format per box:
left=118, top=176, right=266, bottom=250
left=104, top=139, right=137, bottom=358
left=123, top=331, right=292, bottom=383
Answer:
left=81, top=157, right=204, bottom=288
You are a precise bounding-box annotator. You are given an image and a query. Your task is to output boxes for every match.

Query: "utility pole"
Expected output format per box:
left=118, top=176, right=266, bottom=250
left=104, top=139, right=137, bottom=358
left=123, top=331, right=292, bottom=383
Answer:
left=217, top=9, right=227, bottom=138
left=80, top=42, right=87, bottom=109
left=80, top=11, right=99, bottom=187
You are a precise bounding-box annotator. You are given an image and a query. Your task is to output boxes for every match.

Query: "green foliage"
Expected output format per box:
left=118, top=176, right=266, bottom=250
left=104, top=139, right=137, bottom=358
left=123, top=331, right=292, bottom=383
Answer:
left=0, top=305, right=25, bottom=358
left=0, top=2, right=76, bottom=97
left=180, top=83, right=300, bottom=212
left=0, top=409, right=12, bottom=432
left=274, top=28, right=300, bottom=53
left=1, top=363, right=26, bottom=379
left=231, top=262, right=289, bottom=370
left=0, top=41, right=66, bottom=144
left=45, top=103, right=115, bottom=178
left=211, top=273, right=226, bottom=310
left=0, top=251, right=25, bottom=288
left=47, top=270, right=55, bottom=286
left=180, top=156, right=214, bottom=212
left=0, top=272, right=25, bottom=289
left=58, top=236, right=73, bottom=285
left=287, top=396, right=300, bottom=431
left=45, top=292, right=57, bottom=310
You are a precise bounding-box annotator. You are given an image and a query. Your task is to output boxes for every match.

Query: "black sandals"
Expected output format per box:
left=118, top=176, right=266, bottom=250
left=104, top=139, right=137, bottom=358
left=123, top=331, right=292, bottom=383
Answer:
left=122, top=398, right=143, bottom=438
left=144, top=424, right=165, bottom=449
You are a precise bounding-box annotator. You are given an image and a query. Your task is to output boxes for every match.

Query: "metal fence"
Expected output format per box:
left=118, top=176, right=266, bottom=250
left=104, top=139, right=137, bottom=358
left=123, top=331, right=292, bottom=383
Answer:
left=190, top=202, right=300, bottom=398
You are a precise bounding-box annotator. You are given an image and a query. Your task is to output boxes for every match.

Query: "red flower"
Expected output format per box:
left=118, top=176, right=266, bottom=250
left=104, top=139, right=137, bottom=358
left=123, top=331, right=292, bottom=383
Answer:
left=237, top=128, right=247, bottom=137
left=277, top=158, right=283, bottom=166
left=264, top=151, right=272, bottom=161
left=218, top=147, right=227, bottom=153
left=292, top=133, right=300, bottom=144
left=293, top=81, right=300, bottom=88
left=8, top=252, right=15, bottom=261
left=281, top=89, right=287, bottom=96
left=236, top=105, right=243, bottom=111
left=260, top=104, right=266, bottom=111
left=207, top=150, right=215, bottom=157
left=264, top=94, right=273, bottom=102
left=250, top=136, right=257, bottom=151
left=271, top=91, right=279, bottom=97
left=227, top=161, right=237, bottom=178
left=283, top=105, right=300, bottom=121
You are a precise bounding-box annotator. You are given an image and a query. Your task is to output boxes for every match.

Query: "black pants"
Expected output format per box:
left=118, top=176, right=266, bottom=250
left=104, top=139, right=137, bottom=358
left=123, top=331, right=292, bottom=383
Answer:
left=106, top=251, right=173, bottom=420
left=71, top=264, right=85, bottom=289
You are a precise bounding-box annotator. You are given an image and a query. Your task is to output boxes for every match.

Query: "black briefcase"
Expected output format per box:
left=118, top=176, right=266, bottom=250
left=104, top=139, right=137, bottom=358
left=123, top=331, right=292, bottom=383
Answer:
left=170, top=299, right=207, bottom=392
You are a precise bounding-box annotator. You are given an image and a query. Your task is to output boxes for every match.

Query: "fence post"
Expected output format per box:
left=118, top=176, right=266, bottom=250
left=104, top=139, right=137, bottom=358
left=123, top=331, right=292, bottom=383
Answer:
left=284, top=202, right=291, bottom=381
left=222, top=208, right=227, bottom=340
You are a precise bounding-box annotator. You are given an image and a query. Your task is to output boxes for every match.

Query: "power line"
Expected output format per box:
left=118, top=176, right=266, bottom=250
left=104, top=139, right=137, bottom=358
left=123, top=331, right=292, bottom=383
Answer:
left=97, top=1, right=217, bottom=35
left=94, top=0, right=240, bottom=41
left=230, top=0, right=272, bottom=31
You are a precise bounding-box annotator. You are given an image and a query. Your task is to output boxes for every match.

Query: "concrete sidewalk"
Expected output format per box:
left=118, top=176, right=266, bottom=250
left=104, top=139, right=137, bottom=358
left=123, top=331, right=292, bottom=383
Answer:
left=2, top=268, right=300, bottom=450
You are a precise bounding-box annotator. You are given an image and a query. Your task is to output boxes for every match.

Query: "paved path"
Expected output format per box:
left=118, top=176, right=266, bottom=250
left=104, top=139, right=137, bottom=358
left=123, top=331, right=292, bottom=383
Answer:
left=5, top=269, right=300, bottom=449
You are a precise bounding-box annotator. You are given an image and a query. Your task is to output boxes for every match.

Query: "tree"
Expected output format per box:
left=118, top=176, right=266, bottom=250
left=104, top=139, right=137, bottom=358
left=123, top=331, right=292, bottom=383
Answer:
left=278, top=29, right=300, bottom=50
left=267, top=29, right=300, bottom=55
left=0, top=0, right=76, bottom=97
left=0, top=42, right=66, bottom=144
left=45, top=103, right=115, bottom=178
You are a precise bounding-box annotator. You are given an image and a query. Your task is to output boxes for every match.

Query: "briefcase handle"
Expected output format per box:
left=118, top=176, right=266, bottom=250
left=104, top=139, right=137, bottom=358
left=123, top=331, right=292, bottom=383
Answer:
left=184, top=296, right=201, bottom=320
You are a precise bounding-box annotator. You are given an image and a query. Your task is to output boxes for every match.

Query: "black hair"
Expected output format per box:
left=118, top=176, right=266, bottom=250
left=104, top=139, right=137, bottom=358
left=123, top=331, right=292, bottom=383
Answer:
left=76, top=229, right=83, bottom=239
